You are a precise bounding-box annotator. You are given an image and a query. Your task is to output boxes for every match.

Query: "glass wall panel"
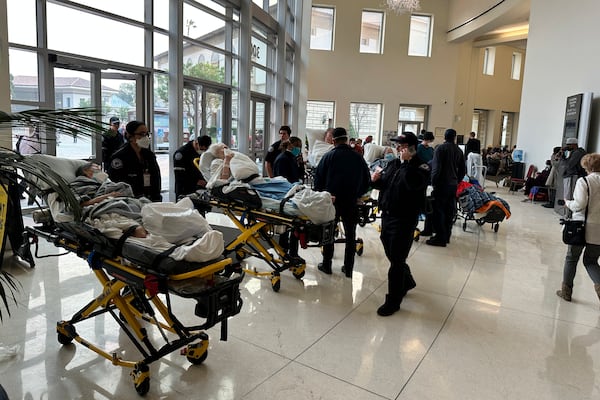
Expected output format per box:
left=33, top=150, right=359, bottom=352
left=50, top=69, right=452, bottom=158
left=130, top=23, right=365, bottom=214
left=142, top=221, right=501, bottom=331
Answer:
left=191, top=0, right=226, bottom=15
left=154, top=32, right=169, bottom=71
left=7, top=0, right=37, bottom=46
left=154, top=0, right=170, bottom=30
left=360, top=11, right=383, bottom=54
left=349, top=102, right=382, bottom=139
left=54, top=68, right=93, bottom=158
left=183, top=3, right=226, bottom=50
left=251, top=36, right=268, bottom=67
left=182, top=43, right=226, bottom=84
left=9, top=48, right=39, bottom=102
left=251, top=66, right=267, bottom=94
left=67, top=0, right=145, bottom=21
left=11, top=105, right=38, bottom=152
left=47, top=3, right=145, bottom=66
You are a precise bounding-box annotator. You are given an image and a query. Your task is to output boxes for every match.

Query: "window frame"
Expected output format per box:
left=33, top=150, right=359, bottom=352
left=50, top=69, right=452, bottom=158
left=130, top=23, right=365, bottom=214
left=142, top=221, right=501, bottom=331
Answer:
left=310, top=6, right=335, bottom=51
left=408, top=14, right=432, bottom=57
left=359, top=10, right=384, bottom=54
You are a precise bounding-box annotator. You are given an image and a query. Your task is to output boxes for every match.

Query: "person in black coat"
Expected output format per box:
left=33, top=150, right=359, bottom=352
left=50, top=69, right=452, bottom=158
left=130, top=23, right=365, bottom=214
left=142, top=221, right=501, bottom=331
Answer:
left=265, top=125, right=291, bottom=177
left=108, top=120, right=162, bottom=202
left=427, top=128, right=466, bottom=246
left=371, top=132, right=430, bottom=316
left=314, top=127, right=370, bottom=278
left=102, top=116, right=126, bottom=172
left=464, top=131, right=481, bottom=161
left=173, top=135, right=212, bottom=199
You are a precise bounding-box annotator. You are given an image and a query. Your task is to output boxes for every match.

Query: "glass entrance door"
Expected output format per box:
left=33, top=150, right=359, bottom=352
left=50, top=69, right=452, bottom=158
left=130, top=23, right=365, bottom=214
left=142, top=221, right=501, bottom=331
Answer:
left=251, top=97, right=269, bottom=175
left=183, top=82, right=228, bottom=146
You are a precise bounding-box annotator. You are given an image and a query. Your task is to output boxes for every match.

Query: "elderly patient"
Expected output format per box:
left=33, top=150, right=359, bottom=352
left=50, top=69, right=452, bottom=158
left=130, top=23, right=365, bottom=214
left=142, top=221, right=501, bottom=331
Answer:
left=70, top=162, right=149, bottom=238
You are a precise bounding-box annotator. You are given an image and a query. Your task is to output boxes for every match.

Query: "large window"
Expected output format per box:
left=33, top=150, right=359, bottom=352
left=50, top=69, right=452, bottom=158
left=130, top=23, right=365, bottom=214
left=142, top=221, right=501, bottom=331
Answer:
left=511, top=52, right=522, bottom=80
left=408, top=14, right=432, bottom=57
left=306, top=100, right=335, bottom=129
left=349, top=103, right=381, bottom=139
left=310, top=6, right=334, bottom=51
left=483, top=47, right=496, bottom=75
left=360, top=11, right=384, bottom=54
left=398, top=105, right=427, bottom=136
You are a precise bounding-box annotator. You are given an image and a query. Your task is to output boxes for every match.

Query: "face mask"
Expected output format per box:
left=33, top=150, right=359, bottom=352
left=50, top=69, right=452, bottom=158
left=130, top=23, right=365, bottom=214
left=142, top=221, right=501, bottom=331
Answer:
left=384, top=153, right=395, bottom=161
left=136, top=136, right=151, bottom=149
left=290, top=147, right=301, bottom=157
left=350, top=144, right=355, bottom=148
left=93, top=170, right=109, bottom=182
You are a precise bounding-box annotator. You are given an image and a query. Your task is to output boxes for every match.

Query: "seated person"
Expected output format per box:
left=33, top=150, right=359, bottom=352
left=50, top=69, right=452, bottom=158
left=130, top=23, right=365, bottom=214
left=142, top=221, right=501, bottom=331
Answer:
left=524, top=160, right=551, bottom=195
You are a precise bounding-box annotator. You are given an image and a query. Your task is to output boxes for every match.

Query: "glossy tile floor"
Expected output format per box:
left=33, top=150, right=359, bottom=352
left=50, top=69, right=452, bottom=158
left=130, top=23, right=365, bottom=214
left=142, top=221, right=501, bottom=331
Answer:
left=1, top=183, right=600, bottom=400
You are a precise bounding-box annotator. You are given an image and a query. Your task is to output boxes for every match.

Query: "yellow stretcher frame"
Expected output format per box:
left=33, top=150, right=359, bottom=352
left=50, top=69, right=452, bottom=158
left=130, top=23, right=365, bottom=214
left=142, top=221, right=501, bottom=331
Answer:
left=205, top=197, right=336, bottom=292
left=25, top=225, right=243, bottom=396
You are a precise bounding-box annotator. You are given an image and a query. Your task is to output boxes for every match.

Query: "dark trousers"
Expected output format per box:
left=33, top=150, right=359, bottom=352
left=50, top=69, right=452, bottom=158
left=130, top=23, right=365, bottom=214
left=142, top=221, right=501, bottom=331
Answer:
left=432, top=184, right=457, bottom=243
left=278, top=231, right=299, bottom=257
left=322, top=205, right=358, bottom=270
left=380, top=214, right=418, bottom=305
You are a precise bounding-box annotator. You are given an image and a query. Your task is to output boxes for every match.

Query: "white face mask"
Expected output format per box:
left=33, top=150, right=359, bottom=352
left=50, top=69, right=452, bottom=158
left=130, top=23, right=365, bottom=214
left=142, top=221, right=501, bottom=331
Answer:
left=93, top=170, right=109, bottom=182
left=136, top=136, right=151, bottom=149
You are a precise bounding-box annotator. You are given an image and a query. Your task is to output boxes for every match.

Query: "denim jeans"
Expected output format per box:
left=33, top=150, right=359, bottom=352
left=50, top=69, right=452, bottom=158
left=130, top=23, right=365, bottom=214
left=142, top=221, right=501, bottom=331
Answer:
left=563, top=243, right=600, bottom=286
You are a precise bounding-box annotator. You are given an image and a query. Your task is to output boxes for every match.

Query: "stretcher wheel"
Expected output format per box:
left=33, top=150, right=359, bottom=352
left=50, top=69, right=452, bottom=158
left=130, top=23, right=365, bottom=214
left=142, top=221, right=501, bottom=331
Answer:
left=185, top=341, right=209, bottom=365
left=356, top=239, right=364, bottom=256
left=494, top=223, right=499, bottom=233
left=292, top=264, right=306, bottom=279
left=271, top=272, right=281, bottom=292
left=132, top=364, right=150, bottom=396
left=57, top=331, right=73, bottom=345
left=476, top=219, right=485, bottom=226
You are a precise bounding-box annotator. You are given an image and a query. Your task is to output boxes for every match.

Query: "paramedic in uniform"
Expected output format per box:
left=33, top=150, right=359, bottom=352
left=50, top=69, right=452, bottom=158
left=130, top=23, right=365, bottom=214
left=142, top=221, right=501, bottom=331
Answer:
left=173, top=134, right=212, bottom=199
left=314, top=126, right=370, bottom=278
left=108, top=120, right=162, bottom=202
left=371, top=132, right=430, bottom=316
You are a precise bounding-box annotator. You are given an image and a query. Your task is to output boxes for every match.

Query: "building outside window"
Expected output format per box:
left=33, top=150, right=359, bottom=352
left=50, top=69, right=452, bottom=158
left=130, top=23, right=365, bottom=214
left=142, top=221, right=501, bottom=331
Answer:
left=359, top=10, right=384, bottom=54
left=483, top=47, right=496, bottom=75
left=349, top=102, right=381, bottom=139
left=310, top=6, right=334, bottom=51
left=408, top=14, right=432, bottom=57
left=306, top=100, right=335, bottom=129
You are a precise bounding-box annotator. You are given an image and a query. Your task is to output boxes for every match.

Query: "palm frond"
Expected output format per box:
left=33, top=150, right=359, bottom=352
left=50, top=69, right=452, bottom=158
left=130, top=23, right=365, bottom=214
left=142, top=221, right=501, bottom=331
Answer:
left=0, top=107, right=108, bottom=139
left=0, top=270, right=21, bottom=322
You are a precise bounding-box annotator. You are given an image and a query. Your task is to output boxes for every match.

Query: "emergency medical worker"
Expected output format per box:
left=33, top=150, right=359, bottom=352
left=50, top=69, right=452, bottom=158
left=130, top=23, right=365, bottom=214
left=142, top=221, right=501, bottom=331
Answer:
left=102, top=116, right=125, bottom=171
left=108, top=120, right=162, bottom=201
left=265, top=125, right=291, bottom=177
left=314, top=127, right=370, bottom=278
left=371, top=132, right=430, bottom=316
left=173, top=135, right=212, bottom=198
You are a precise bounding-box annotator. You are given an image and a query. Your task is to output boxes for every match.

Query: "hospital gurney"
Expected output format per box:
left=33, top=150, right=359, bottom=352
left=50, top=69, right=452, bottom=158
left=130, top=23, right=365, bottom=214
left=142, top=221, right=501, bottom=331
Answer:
left=8, top=153, right=244, bottom=396
left=189, top=190, right=336, bottom=292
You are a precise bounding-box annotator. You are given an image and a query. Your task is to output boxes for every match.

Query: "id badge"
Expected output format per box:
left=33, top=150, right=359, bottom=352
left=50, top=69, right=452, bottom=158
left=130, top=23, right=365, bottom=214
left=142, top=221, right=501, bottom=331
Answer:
left=143, top=173, right=151, bottom=187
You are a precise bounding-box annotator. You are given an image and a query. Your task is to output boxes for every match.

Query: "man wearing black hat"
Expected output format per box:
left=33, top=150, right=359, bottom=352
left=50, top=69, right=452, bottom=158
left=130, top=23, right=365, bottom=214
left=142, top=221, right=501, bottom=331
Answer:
left=371, top=132, right=430, bottom=316
left=102, top=116, right=125, bottom=172
left=427, top=128, right=466, bottom=247
left=173, top=135, right=212, bottom=199
left=314, top=127, right=370, bottom=278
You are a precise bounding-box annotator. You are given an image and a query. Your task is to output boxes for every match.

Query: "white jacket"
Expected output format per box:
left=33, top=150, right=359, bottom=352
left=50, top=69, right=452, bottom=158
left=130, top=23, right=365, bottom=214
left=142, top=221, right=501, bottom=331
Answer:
left=565, top=172, right=600, bottom=245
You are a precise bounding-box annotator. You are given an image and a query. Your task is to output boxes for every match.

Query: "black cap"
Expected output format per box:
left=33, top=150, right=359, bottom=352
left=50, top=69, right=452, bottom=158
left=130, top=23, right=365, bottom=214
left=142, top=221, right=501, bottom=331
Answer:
left=390, top=131, right=418, bottom=147
left=423, top=131, right=435, bottom=141
left=332, top=127, right=348, bottom=140
left=109, top=116, right=120, bottom=125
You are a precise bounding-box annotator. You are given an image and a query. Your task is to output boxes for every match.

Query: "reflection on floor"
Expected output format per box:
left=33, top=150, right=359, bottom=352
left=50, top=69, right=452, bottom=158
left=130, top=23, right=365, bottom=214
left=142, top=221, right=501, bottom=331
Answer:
left=1, top=183, right=599, bottom=400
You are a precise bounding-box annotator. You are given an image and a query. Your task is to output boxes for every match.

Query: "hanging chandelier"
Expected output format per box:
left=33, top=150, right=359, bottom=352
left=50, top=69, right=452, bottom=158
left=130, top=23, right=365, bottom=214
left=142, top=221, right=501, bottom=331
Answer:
left=385, top=0, right=421, bottom=14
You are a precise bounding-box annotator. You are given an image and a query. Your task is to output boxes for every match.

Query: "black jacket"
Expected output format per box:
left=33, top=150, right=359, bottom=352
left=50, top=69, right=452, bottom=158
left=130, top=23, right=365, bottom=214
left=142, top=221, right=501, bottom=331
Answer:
left=314, top=143, right=370, bottom=211
left=173, top=141, right=205, bottom=197
left=431, top=141, right=466, bottom=187
left=563, top=147, right=587, bottom=178
left=274, top=151, right=301, bottom=183
left=372, top=156, right=430, bottom=219
left=108, top=144, right=162, bottom=201
left=102, top=130, right=125, bottom=172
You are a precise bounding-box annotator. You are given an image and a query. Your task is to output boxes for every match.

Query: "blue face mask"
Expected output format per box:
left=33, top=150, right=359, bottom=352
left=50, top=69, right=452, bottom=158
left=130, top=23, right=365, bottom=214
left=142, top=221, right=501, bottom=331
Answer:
left=384, top=153, right=395, bottom=161
left=290, top=147, right=301, bottom=157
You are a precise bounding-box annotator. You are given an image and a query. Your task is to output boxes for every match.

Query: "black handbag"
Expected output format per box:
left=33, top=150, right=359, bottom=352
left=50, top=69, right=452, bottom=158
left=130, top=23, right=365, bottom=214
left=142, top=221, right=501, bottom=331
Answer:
left=561, top=177, right=589, bottom=246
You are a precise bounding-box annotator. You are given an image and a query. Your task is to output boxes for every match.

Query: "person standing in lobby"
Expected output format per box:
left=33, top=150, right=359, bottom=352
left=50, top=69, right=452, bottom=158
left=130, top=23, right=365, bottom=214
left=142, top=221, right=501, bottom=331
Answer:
left=427, top=128, right=465, bottom=247
left=264, top=125, right=291, bottom=178
left=314, top=127, right=370, bottom=278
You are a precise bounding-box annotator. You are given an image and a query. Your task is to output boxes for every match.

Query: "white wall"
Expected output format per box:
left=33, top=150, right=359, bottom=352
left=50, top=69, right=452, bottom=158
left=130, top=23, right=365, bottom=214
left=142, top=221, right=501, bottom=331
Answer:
left=518, top=0, right=600, bottom=168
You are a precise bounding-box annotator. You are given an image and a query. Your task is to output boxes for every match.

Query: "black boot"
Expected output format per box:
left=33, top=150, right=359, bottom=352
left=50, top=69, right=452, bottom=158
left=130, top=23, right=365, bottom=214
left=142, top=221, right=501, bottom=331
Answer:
left=377, top=295, right=400, bottom=316
left=341, top=265, right=353, bottom=278
left=318, top=262, right=332, bottom=274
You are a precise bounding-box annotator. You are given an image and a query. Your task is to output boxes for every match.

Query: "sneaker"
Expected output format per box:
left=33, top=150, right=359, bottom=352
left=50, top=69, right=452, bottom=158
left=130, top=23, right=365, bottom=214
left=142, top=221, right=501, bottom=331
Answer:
left=317, top=263, right=332, bottom=275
